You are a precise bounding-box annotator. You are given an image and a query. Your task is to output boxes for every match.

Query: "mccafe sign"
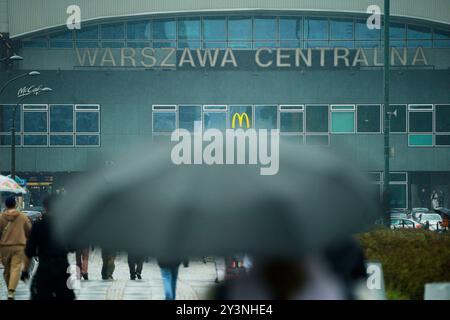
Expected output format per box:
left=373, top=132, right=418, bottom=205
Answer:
left=17, top=85, right=47, bottom=98
left=75, top=47, right=429, bottom=69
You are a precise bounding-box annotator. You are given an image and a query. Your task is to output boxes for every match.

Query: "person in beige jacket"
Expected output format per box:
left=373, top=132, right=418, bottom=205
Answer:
left=0, top=196, right=32, bottom=300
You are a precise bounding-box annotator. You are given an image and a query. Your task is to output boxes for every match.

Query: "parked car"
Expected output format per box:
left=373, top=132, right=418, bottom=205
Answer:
left=390, top=212, right=408, bottom=220
left=411, top=208, right=431, bottom=221
left=417, top=213, right=443, bottom=231
left=22, top=210, right=42, bottom=223
left=390, top=218, right=421, bottom=230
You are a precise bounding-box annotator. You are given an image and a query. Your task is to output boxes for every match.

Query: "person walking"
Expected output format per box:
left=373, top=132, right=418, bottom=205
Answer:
left=158, top=259, right=181, bottom=300
left=21, top=195, right=75, bottom=300
left=75, top=247, right=90, bottom=280
left=101, top=248, right=116, bottom=280
left=127, top=252, right=144, bottom=280
left=431, top=190, right=440, bottom=210
left=0, top=196, right=32, bottom=300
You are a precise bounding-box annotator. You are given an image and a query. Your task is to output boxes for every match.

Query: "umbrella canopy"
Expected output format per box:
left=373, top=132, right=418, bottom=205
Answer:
left=53, top=143, right=381, bottom=260
left=0, top=175, right=27, bottom=194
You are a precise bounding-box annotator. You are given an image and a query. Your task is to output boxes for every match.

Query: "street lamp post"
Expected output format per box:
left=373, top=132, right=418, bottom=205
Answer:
left=10, top=87, right=52, bottom=182
left=383, top=0, right=391, bottom=226
left=0, top=71, right=40, bottom=96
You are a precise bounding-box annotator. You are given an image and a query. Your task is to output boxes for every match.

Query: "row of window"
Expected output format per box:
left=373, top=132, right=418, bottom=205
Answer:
left=0, top=104, right=100, bottom=147
left=21, top=15, right=450, bottom=49
left=152, top=104, right=450, bottom=147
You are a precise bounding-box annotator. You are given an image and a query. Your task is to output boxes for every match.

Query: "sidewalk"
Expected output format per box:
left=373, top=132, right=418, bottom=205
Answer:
left=0, top=249, right=219, bottom=300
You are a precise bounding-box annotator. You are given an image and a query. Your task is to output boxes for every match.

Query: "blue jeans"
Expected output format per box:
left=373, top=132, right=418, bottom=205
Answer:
left=160, top=267, right=179, bottom=300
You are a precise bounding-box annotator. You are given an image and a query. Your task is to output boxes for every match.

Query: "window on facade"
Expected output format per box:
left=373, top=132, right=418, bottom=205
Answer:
left=203, top=17, right=227, bottom=41
left=127, top=20, right=151, bottom=39
left=279, top=17, right=302, bottom=40
left=76, top=25, right=99, bottom=39
left=76, top=135, right=100, bottom=146
left=331, top=105, right=355, bottom=133
left=24, top=105, right=48, bottom=133
left=0, top=135, right=20, bottom=146
left=436, top=135, right=450, bottom=146
left=389, top=105, right=407, bottom=133
left=280, top=106, right=304, bottom=133
left=435, top=105, right=450, bottom=133
left=101, top=23, right=125, bottom=39
left=229, top=17, right=252, bottom=41
left=306, top=105, right=328, bottom=133
left=50, top=135, right=74, bottom=146
left=0, top=105, right=21, bottom=133
left=330, top=18, right=353, bottom=40
left=203, top=107, right=227, bottom=132
left=357, top=105, right=381, bottom=133
left=153, top=19, right=176, bottom=40
left=179, top=105, right=202, bottom=133
left=50, top=105, right=73, bottom=133
left=178, top=18, right=201, bottom=40
left=76, top=111, right=99, bottom=133
left=24, top=135, right=47, bottom=146
left=305, top=18, right=329, bottom=40
left=49, top=30, right=73, bottom=48
left=434, top=29, right=450, bottom=48
left=229, top=105, right=252, bottom=129
left=255, top=105, right=277, bottom=129
left=389, top=183, right=407, bottom=209
left=254, top=17, right=277, bottom=40
left=355, top=19, right=380, bottom=40
left=153, top=106, right=177, bottom=133
left=409, top=106, right=433, bottom=133
left=409, top=134, right=433, bottom=146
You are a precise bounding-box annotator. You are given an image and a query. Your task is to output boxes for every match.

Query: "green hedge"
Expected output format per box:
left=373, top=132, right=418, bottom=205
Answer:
left=357, top=229, right=450, bottom=300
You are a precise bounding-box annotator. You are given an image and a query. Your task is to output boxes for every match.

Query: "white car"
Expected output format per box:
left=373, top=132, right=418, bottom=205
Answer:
left=411, top=208, right=431, bottom=222
left=390, top=218, right=421, bottom=230
left=418, top=213, right=443, bottom=231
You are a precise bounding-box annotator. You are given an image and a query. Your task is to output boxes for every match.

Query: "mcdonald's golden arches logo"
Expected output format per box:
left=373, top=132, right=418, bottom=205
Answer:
left=231, top=112, right=251, bottom=129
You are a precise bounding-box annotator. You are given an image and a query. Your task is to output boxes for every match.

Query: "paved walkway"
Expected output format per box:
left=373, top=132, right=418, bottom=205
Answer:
left=0, top=250, right=219, bottom=300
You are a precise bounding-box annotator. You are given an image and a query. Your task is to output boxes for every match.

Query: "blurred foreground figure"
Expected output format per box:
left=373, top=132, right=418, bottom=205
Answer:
left=0, top=196, right=31, bottom=300
left=23, top=196, right=75, bottom=300
left=101, top=247, right=116, bottom=280
left=158, top=259, right=181, bottom=300
left=76, top=247, right=90, bottom=280
left=128, top=251, right=144, bottom=280
left=211, top=239, right=367, bottom=300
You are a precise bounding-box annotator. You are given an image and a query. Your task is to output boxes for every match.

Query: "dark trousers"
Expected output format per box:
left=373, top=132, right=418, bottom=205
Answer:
left=31, top=265, right=75, bottom=300
left=101, top=250, right=116, bottom=279
left=128, top=254, right=144, bottom=277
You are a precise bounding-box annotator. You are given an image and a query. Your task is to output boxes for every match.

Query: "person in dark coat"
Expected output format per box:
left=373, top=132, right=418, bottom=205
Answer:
left=157, top=259, right=181, bottom=300
left=128, top=252, right=144, bottom=280
left=101, top=247, right=116, bottom=280
left=22, top=195, right=75, bottom=300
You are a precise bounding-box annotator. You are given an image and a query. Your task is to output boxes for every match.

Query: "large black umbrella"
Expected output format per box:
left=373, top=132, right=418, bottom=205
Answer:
left=53, top=143, right=380, bottom=260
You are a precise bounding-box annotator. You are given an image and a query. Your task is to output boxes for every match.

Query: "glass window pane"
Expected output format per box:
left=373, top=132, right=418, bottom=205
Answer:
left=229, top=42, right=252, bottom=49
left=203, top=17, right=227, bottom=40
left=329, top=41, right=354, bottom=48
left=24, top=135, right=47, bottom=146
left=436, top=135, right=450, bottom=146
left=409, top=112, right=432, bottom=132
left=204, top=112, right=226, bottom=131
left=179, top=106, right=202, bottom=133
left=127, top=20, right=151, bottom=40
left=101, top=41, right=125, bottom=48
left=153, top=41, right=176, bottom=48
left=0, top=135, right=20, bottom=146
left=178, top=18, right=201, bottom=40
left=355, top=41, right=380, bottom=48
left=76, top=25, right=99, bottom=40
left=50, top=41, right=73, bottom=48
left=305, top=18, right=329, bottom=40
left=24, top=112, right=47, bottom=133
left=50, top=135, right=74, bottom=146
left=229, top=17, right=252, bottom=40
left=23, top=41, right=47, bottom=48
left=76, top=112, right=99, bottom=133
left=50, top=105, right=73, bottom=133
left=280, top=112, right=303, bottom=133
left=355, top=20, right=380, bottom=40
left=76, top=135, right=99, bottom=146
left=332, top=112, right=355, bottom=133
left=330, top=19, right=353, bottom=40
left=101, top=23, right=125, bottom=39
left=153, top=19, right=176, bottom=40
left=408, top=25, right=432, bottom=39
left=434, top=28, right=450, bottom=39
left=279, top=41, right=301, bottom=48
left=357, top=105, right=380, bottom=133
left=306, top=135, right=329, bottom=146
left=408, top=40, right=432, bottom=48
left=436, top=105, right=450, bottom=132
left=254, top=41, right=277, bottom=48
left=306, top=105, right=328, bottom=133
left=127, top=41, right=151, bottom=48
left=305, top=41, right=329, bottom=48
left=255, top=105, right=277, bottom=129
left=153, top=112, right=176, bottom=133
left=204, top=42, right=227, bottom=49
left=279, top=17, right=302, bottom=40
left=229, top=106, right=252, bottom=129
left=409, top=134, right=433, bottom=146
left=0, top=105, right=21, bottom=133
left=178, top=41, right=201, bottom=49
left=254, top=17, right=277, bottom=40
left=434, top=40, right=450, bottom=48
left=49, top=30, right=73, bottom=40
left=389, top=184, right=407, bottom=208
left=389, top=105, right=406, bottom=133
left=76, top=41, right=99, bottom=48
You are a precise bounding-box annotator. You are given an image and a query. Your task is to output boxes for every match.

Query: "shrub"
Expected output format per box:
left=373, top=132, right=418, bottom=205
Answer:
left=357, top=229, right=450, bottom=300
